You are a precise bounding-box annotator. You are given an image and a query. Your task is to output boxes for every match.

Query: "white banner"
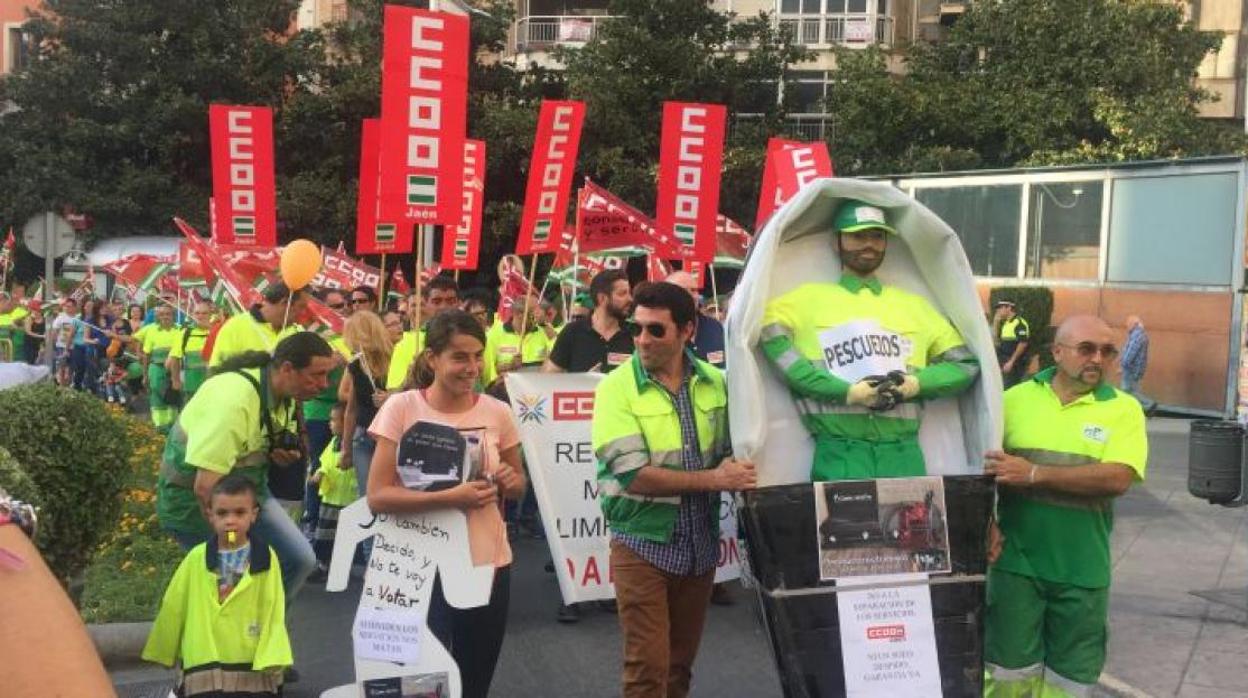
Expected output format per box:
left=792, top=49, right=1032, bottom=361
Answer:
left=506, top=372, right=740, bottom=604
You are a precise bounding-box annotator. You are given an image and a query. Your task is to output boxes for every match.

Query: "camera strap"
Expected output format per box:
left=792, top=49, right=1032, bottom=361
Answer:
left=231, top=367, right=292, bottom=443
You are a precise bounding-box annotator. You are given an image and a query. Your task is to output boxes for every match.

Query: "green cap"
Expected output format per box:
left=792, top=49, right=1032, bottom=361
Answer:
left=832, top=199, right=896, bottom=235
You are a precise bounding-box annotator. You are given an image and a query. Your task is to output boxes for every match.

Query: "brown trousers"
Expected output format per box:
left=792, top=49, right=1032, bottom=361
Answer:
left=610, top=539, right=716, bottom=698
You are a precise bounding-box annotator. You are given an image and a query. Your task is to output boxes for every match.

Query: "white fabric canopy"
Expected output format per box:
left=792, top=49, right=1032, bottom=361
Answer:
left=724, top=178, right=1003, bottom=486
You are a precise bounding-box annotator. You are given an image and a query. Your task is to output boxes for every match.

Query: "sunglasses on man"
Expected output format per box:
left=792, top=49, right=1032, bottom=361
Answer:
left=1058, top=342, right=1119, bottom=360
left=626, top=320, right=670, bottom=339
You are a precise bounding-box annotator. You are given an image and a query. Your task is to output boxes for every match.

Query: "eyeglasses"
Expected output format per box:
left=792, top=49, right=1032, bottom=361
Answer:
left=1058, top=342, right=1119, bottom=360
left=626, top=320, right=668, bottom=339
left=350, top=297, right=371, bottom=305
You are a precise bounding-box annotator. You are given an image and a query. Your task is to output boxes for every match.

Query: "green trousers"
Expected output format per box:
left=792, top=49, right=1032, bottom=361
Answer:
left=183, top=367, right=207, bottom=399
left=147, top=363, right=176, bottom=433
left=811, top=434, right=926, bottom=481
left=984, top=567, right=1107, bottom=697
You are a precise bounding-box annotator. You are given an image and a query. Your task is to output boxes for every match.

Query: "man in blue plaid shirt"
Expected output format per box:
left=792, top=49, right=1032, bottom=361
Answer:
left=592, top=282, right=757, bottom=698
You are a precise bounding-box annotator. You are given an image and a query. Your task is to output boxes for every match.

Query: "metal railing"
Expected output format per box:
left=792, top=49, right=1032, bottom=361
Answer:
left=778, top=13, right=894, bottom=47
left=513, top=15, right=617, bottom=52
left=732, top=113, right=833, bottom=142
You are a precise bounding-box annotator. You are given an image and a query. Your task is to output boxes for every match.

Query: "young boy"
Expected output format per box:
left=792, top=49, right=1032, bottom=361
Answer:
left=308, top=402, right=357, bottom=583
left=143, top=474, right=293, bottom=696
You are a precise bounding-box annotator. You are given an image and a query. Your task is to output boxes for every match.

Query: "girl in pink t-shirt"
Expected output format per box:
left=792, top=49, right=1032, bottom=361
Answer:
left=367, top=309, right=526, bottom=698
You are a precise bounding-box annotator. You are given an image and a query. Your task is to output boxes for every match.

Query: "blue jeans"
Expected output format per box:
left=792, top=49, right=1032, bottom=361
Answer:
left=303, top=419, right=333, bottom=530
left=352, top=427, right=377, bottom=496
left=170, top=496, right=317, bottom=605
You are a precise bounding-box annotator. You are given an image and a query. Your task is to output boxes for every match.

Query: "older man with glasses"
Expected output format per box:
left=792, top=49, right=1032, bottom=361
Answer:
left=983, top=314, right=1148, bottom=697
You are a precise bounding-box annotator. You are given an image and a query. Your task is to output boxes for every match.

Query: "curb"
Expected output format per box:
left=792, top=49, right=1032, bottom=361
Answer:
left=1097, top=672, right=1155, bottom=698
left=88, top=621, right=152, bottom=665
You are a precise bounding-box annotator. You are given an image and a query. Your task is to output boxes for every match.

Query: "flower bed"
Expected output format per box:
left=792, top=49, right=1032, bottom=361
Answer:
left=79, top=410, right=182, bottom=624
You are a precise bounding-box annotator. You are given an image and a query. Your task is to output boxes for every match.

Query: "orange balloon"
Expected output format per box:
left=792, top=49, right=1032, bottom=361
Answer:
left=280, top=239, right=322, bottom=291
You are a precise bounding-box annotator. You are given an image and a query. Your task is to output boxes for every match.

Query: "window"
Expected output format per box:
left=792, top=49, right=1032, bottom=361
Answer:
left=6, top=26, right=31, bottom=73
left=914, top=184, right=1022, bottom=277
left=1025, top=181, right=1103, bottom=280
left=786, top=70, right=827, bottom=113
left=1106, top=173, right=1237, bottom=286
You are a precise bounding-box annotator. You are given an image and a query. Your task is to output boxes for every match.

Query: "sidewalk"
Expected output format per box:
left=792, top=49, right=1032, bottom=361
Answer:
left=1104, top=418, right=1248, bottom=698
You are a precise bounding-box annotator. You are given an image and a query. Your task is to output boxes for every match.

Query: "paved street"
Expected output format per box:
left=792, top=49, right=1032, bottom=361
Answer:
left=112, top=419, right=1248, bottom=697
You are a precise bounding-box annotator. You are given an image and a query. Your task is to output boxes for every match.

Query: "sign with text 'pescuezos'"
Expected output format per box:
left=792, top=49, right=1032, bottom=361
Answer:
left=655, top=102, right=726, bottom=264
left=377, top=6, right=468, bottom=226
left=516, top=100, right=585, bottom=256
left=356, top=118, right=411, bottom=255
left=441, top=139, right=485, bottom=270
left=209, top=105, right=276, bottom=247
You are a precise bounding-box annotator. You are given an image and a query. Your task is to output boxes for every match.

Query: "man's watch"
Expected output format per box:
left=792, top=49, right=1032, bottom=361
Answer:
left=0, top=486, right=38, bottom=539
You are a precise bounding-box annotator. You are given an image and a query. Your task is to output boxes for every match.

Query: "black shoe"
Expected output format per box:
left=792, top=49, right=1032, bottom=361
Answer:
left=596, top=599, right=618, bottom=614
left=556, top=603, right=581, bottom=624
left=710, top=583, right=735, bottom=606
left=307, top=565, right=329, bottom=584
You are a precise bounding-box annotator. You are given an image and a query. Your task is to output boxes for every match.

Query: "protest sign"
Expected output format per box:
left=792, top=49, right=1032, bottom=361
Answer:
left=441, top=139, right=485, bottom=270
left=517, top=100, right=585, bottom=256
left=505, top=372, right=740, bottom=604
left=208, top=105, right=277, bottom=247
left=655, top=101, right=726, bottom=263
left=357, top=117, right=411, bottom=255
left=311, top=247, right=383, bottom=291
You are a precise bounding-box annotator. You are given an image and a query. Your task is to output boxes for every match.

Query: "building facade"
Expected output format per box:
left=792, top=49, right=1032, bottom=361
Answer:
left=0, top=0, right=37, bottom=77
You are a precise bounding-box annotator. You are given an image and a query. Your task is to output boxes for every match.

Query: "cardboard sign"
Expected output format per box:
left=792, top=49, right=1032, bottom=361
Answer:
left=397, top=421, right=468, bottom=490
left=377, top=7, right=469, bottom=225
left=208, top=105, right=277, bottom=247
left=655, top=102, right=726, bottom=263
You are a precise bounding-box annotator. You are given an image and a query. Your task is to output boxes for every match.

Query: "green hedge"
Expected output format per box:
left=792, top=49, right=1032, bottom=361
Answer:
left=989, top=286, right=1056, bottom=372
left=0, top=446, right=45, bottom=548
left=0, top=384, right=133, bottom=582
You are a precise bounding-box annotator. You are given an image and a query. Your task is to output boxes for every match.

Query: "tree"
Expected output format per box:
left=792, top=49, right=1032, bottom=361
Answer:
left=826, top=0, right=1247, bottom=175
left=0, top=0, right=315, bottom=241
left=556, top=0, right=810, bottom=226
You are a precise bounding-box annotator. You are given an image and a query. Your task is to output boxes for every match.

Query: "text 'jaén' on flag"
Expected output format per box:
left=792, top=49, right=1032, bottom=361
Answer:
left=357, top=118, right=413, bottom=255
left=377, top=6, right=469, bottom=226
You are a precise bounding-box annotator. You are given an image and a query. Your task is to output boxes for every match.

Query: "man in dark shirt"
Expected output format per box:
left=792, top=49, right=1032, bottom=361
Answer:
left=545, top=269, right=635, bottom=374
left=666, top=271, right=725, bottom=370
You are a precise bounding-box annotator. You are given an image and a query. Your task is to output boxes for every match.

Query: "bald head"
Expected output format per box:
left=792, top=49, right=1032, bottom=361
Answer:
left=1055, top=315, right=1112, bottom=346
left=665, top=272, right=700, bottom=303
left=1052, top=314, right=1116, bottom=392
left=1125, top=315, right=1142, bottom=330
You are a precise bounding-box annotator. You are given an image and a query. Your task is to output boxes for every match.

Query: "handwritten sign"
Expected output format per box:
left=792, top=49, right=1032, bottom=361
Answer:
left=322, top=503, right=495, bottom=698
left=818, top=320, right=911, bottom=383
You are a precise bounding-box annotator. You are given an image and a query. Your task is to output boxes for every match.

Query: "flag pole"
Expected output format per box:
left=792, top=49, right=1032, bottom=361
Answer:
left=517, top=253, right=540, bottom=361
left=379, top=253, right=387, bottom=304
left=413, top=225, right=425, bottom=340
left=709, top=263, right=721, bottom=320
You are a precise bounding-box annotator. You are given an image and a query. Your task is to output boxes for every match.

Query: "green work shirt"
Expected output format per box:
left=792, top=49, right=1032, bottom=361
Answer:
left=208, top=311, right=301, bottom=368
left=143, top=325, right=184, bottom=363
left=996, top=368, right=1147, bottom=589
left=156, top=368, right=297, bottom=537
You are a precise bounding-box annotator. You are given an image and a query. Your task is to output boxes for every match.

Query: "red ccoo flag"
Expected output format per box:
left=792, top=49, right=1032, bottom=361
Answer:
left=442, top=139, right=485, bottom=270
left=208, top=105, right=277, bottom=247
left=655, top=102, right=726, bottom=264
left=517, top=100, right=585, bottom=256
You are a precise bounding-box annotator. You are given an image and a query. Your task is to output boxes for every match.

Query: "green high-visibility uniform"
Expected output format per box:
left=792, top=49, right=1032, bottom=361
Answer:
left=488, top=321, right=551, bottom=376
left=207, top=310, right=300, bottom=368
left=157, top=368, right=296, bottom=539
left=0, top=306, right=29, bottom=361
left=144, top=325, right=184, bottom=433
left=591, top=352, right=730, bottom=541
left=386, top=328, right=427, bottom=390
left=142, top=537, right=291, bottom=693
left=169, top=326, right=211, bottom=398
left=759, top=276, right=979, bottom=481
left=985, top=368, right=1147, bottom=697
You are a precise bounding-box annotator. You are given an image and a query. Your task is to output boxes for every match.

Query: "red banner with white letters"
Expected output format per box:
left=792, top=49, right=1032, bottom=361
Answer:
left=208, top=105, right=277, bottom=247
left=356, top=118, right=411, bottom=255
left=577, top=180, right=682, bottom=257
left=756, top=139, right=834, bottom=230
left=311, top=247, right=383, bottom=292
left=655, top=102, right=726, bottom=264
left=516, top=100, right=586, bottom=256
left=441, top=139, right=485, bottom=270
left=377, top=6, right=469, bottom=225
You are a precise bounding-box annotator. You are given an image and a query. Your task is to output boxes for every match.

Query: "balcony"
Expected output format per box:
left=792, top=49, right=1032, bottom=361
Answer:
left=732, top=113, right=833, bottom=142
left=513, top=15, right=617, bottom=53
left=778, top=13, right=894, bottom=47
